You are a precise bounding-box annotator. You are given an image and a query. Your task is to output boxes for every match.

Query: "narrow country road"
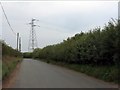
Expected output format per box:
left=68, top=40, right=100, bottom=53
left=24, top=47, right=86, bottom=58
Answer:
left=11, top=59, right=117, bottom=88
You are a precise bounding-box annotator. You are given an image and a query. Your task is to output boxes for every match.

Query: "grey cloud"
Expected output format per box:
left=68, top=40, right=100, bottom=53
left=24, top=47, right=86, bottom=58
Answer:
left=1, top=1, right=118, bottom=52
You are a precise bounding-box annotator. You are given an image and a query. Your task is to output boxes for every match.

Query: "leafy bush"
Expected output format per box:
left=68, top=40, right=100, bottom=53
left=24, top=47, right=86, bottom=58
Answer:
left=2, top=42, right=22, bottom=57
left=33, top=19, right=119, bottom=66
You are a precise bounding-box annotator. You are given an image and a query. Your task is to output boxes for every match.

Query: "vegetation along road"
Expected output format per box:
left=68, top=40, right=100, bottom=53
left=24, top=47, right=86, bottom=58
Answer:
left=10, top=59, right=117, bottom=88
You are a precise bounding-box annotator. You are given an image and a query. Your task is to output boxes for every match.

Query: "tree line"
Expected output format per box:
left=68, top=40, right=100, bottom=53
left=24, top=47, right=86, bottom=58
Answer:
left=26, top=19, right=119, bottom=66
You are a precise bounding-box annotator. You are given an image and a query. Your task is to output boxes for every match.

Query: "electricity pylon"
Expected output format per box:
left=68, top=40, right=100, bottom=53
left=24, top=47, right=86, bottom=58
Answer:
left=28, top=18, right=40, bottom=52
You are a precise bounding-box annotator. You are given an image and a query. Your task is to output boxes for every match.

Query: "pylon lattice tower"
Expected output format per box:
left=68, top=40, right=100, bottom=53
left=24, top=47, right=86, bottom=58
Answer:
left=28, top=18, right=38, bottom=52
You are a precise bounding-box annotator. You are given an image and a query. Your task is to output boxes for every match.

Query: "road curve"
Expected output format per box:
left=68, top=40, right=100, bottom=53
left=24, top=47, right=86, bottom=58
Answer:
left=12, top=59, right=117, bottom=88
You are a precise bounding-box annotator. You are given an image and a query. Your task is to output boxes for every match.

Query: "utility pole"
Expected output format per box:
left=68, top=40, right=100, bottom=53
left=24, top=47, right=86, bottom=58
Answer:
left=19, top=37, right=21, bottom=52
left=28, top=18, right=39, bottom=52
left=17, top=33, right=19, bottom=51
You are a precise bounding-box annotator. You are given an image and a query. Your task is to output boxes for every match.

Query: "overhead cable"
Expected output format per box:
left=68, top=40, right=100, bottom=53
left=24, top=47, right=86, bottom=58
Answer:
left=0, top=2, right=16, bottom=36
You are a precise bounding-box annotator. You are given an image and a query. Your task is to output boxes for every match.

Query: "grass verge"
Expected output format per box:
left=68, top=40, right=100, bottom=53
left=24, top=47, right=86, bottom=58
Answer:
left=2, top=56, right=22, bottom=80
left=0, top=61, right=2, bottom=80
left=40, top=59, right=118, bottom=84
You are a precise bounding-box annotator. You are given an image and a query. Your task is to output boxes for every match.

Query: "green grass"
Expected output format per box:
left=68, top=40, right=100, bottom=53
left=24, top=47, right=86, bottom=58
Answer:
left=0, top=61, right=2, bottom=80
left=2, top=57, right=22, bottom=80
left=66, top=64, right=118, bottom=83
left=40, top=59, right=118, bottom=84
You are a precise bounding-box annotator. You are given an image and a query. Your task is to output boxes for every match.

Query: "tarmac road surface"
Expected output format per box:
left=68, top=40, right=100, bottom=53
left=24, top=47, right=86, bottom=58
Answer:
left=12, top=59, right=118, bottom=88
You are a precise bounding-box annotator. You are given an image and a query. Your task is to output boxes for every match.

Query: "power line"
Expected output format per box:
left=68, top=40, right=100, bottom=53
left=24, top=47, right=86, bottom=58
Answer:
left=0, top=2, right=22, bottom=51
left=0, top=2, right=16, bottom=36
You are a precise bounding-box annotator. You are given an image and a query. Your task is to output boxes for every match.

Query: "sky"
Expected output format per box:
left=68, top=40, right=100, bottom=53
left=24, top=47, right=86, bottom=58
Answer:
left=1, top=1, right=118, bottom=52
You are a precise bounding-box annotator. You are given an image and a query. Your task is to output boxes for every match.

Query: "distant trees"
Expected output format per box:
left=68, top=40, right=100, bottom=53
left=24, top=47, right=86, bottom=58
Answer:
left=23, top=52, right=33, bottom=58
left=33, top=19, right=119, bottom=66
